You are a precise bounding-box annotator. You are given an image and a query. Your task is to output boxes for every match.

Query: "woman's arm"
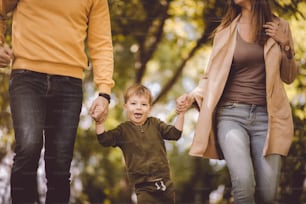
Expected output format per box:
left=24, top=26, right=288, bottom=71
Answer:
left=264, top=19, right=298, bottom=84
left=279, top=20, right=298, bottom=84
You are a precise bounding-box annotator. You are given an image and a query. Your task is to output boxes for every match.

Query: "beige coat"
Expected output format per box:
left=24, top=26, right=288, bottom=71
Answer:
left=189, top=16, right=298, bottom=159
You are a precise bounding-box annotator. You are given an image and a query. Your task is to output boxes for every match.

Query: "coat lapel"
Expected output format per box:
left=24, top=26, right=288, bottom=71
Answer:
left=190, top=17, right=239, bottom=158
left=208, top=16, right=240, bottom=65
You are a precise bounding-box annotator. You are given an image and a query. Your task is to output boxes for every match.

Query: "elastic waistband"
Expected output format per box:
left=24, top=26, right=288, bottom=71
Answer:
left=135, top=179, right=168, bottom=191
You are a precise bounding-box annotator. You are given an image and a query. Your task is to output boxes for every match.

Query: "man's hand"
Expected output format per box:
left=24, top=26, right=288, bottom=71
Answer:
left=0, top=45, right=14, bottom=68
left=89, top=96, right=109, bottom=123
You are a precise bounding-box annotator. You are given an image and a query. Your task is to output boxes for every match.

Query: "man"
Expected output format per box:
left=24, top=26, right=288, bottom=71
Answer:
left=0, top=0, right=114, bottom=203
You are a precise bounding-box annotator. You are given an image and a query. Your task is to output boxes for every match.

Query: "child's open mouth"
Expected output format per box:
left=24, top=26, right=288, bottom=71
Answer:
left=134, top=113, right=143, bottom=119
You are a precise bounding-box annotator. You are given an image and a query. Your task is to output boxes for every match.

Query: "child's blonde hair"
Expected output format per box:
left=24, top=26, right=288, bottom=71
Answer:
left=124, top=84, right=153, bottom=105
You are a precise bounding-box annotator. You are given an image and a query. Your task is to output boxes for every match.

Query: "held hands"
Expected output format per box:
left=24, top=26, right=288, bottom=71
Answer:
left=95, top=121, right=105, bottom=135
left=0, top=45, right=14, bottom=68
left=89, top=96, right=109, bottom=123
left=176, top=93, right=194, bottom=114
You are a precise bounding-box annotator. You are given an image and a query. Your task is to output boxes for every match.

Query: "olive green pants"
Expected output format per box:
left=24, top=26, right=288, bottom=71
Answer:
left=135, top=179, right=175, bottom=204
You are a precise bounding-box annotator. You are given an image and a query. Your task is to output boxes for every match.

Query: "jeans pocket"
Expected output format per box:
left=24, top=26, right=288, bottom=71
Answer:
left=9, top=69, right=32, bottom=87
left=10, top=69, right=30, bottom=80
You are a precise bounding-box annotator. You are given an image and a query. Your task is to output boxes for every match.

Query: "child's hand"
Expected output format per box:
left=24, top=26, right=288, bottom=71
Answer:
left=176, top=93, right=193, bottom=114
left=89, top=96, right=109, bottom=122
left=93, top=108, right=107, bottom=134
left=95, top=120, right=105, bottom=135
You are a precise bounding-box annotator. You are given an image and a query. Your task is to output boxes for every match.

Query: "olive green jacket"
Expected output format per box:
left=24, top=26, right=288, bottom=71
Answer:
left=97, top=117, right=182, bottom=185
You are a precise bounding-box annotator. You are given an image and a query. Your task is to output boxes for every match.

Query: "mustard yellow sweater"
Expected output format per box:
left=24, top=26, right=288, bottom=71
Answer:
left=0, top=0, right=114, bottom=94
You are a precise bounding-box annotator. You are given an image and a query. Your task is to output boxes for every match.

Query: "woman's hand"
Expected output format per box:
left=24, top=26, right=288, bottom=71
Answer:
left=263, top=21, right=289, bottom=46
left=176, top=93, right=194, bottom=114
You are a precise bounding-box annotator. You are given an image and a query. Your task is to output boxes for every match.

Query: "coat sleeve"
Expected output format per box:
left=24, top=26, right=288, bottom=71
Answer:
left=190, top=74, right=209, bottom=111
left=279, top=19, right=298, bottom=84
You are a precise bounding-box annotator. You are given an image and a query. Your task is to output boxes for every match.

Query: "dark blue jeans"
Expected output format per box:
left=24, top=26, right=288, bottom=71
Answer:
left=9, top=70, right=83, bottom=204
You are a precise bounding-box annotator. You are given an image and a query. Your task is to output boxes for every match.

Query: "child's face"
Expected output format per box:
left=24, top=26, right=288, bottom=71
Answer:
left=124, top=94, right=151, bottom=125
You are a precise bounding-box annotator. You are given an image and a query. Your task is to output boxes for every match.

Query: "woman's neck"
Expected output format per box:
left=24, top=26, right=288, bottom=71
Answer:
left=240, top=8, right=253, bottom=24
left=238, top=6, right=256, bottom=43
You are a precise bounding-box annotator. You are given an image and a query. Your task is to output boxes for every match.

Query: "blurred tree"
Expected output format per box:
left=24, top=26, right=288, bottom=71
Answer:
left=0, top=0, right=305, bottom=203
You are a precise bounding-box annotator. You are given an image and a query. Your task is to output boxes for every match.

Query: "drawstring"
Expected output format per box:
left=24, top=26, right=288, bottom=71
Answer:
left=154, top=180, right=166, bottom=191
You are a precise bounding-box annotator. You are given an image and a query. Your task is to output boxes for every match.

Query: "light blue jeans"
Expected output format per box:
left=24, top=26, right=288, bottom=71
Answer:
left=216, top=102, right=281, bottom=204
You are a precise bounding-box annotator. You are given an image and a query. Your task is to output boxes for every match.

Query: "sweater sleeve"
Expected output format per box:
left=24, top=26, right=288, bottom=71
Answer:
left=87, top=0, right=114, bottom=94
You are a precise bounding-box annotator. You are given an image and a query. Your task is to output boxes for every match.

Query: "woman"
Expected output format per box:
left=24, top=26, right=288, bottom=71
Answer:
left=176, top=0, right=298, bottom=203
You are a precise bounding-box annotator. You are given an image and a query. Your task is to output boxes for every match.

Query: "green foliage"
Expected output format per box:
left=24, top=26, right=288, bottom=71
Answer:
left=0, top=12, right=13, bottom=162
left=279, top=44, right=306, bottom=204
left=72, top=128, right=131, bottom=203
left=0, top=72, right=13, bottom=161
left=277, top=4, right=306, bottom=203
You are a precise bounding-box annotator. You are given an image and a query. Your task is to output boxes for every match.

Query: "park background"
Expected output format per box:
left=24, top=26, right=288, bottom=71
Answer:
left=0, top=0, right=305, bottom=203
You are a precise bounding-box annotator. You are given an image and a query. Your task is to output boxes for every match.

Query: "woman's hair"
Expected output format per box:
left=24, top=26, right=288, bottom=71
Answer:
left=215, top=0, right=274, bottom=45
left=124, top=84, right=153, bottom=105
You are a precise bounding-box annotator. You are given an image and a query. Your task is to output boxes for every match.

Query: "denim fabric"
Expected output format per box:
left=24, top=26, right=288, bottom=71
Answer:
left=216, top=103, right=281, bottom=204
left=9, top=70, right=83, bottom=204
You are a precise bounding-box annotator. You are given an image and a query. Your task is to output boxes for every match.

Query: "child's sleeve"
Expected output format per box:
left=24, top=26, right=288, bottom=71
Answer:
left=156, top=118, right=182, bottom=141
left=97, top=126, right=121, bottom=147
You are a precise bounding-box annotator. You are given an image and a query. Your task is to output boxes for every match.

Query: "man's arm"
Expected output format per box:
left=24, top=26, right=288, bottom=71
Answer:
left=87, top=0, right=114, bottom=94
left=88, top=0, right=114, bottom=123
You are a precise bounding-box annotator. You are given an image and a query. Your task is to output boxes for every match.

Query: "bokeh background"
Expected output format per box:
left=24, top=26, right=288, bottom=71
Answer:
left=0, top=0, right=305, bottom=203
